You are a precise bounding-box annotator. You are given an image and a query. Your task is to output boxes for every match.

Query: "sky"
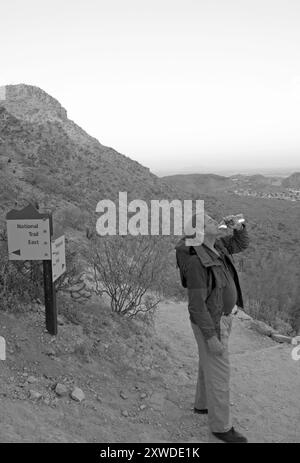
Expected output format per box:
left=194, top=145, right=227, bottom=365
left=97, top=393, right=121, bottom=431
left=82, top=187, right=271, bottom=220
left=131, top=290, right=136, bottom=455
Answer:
left=1, top=0, right=300, bottom=176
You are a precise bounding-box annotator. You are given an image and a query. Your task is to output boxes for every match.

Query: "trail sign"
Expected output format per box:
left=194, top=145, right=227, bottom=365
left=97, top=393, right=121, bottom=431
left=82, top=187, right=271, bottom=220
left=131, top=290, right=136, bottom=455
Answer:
left=51, top=235, right=66, bottom=282
left=6, top=205, right=51, bottom=260
left=6, top=204, right=57, bottom=335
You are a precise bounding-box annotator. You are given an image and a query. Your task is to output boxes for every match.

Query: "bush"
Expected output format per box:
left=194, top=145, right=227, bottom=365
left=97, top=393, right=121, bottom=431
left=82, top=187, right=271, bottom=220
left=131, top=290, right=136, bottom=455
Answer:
left=241, top=248, right=300, bottom=333
left=88, top=234, right=170, bottom=319
left=54, top=238, right=92, bottom=302
left=0, top=227, right=91, bottom=313
left=0, top=239, right=44, bottom=312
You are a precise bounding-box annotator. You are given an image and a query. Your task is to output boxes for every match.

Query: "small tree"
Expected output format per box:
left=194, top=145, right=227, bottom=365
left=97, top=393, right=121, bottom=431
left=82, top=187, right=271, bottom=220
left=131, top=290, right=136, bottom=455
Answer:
left=88, top=234, right=170, bottom=319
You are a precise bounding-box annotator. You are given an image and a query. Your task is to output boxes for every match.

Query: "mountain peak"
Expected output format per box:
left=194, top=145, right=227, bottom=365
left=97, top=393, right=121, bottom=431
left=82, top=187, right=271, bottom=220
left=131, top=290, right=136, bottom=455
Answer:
left=0, top=84, right=67, bottom=123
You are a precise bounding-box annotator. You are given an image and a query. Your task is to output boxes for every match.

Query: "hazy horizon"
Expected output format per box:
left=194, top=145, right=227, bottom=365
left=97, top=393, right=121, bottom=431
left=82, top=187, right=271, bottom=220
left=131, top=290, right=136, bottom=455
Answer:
left=154, top=166, right=300, bottom=178
left=1, top=0, right=300, bottom=174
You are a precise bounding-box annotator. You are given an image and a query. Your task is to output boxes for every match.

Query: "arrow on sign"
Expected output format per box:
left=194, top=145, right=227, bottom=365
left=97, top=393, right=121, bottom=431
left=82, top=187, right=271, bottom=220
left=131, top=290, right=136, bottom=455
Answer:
left=12, top=249, right=21, bottom=256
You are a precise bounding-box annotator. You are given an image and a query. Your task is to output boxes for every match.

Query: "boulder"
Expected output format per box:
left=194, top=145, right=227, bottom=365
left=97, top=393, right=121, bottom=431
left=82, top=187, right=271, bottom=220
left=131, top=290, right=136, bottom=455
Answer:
left=249, top=319, right=275, bottom=336
left=271, top=333, right=292, bottom=344
left=27, top=376, right=37, bottom=384
left=29, top=390, right=42, bottom=400
left=235, top=309, right=252, bottom=321
left=120, top=390, right=128, bottom=400
left=70, top=387, right=85, bottom=402
left=55, top=383, right=68, bottom=397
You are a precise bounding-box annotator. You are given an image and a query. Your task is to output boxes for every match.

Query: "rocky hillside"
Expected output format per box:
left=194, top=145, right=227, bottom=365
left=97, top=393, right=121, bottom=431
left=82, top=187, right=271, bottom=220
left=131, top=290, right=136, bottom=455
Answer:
left=0, top=84, right=178, bottom=224
left=282, top=172, right=300, bottom=188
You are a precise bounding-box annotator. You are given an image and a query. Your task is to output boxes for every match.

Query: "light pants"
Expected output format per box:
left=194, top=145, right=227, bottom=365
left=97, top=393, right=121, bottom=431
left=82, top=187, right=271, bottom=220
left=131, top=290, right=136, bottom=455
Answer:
left=191, top=314, right=233, bottom=433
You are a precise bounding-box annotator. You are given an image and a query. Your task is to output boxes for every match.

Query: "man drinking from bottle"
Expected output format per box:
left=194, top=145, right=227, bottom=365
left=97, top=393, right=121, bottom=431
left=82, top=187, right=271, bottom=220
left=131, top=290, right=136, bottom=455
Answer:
left=175, top=212, right=249, bottom=443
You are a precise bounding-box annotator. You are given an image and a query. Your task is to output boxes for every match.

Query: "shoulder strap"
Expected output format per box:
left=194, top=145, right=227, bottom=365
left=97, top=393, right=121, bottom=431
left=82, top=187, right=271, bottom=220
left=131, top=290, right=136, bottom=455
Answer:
left=192, top=245, right=222, bottom=268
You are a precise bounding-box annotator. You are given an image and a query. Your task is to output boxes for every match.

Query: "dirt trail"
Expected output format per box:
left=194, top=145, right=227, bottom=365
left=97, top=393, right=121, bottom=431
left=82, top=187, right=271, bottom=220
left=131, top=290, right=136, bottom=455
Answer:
left=0, top=300, right=299, bottom=443
left=155, top=300, right=300, bottom=443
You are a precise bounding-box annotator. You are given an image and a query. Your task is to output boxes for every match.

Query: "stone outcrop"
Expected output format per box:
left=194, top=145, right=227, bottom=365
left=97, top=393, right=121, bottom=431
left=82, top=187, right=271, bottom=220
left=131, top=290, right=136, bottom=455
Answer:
left=0, top=84, right=67, bottom=123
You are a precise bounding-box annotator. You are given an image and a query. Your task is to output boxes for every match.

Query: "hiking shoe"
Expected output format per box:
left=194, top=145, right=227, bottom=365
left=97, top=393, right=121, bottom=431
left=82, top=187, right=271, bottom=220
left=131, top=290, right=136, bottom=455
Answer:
left=193, top=407, right=208, bottom=414
left=212, top=427, right=248, bottom=443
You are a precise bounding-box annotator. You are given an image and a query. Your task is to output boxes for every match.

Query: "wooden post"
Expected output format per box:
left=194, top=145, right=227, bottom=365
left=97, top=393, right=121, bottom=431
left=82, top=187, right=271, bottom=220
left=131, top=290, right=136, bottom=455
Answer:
left=43, top=211, right=57, bottom=335
left=43, top=259, right=57, bottom=335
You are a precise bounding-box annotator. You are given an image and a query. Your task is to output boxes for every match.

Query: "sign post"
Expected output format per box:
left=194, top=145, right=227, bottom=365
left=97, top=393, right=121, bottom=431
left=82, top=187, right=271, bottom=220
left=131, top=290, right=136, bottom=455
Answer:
left=6, top=204, right=64, bottom=336
left=51, top=235, right=66, bottom=282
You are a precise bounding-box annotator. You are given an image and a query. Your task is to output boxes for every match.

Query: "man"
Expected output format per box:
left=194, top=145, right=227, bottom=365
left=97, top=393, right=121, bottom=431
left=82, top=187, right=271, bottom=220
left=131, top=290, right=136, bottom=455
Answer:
left=175, top=212, right=249, bottom=443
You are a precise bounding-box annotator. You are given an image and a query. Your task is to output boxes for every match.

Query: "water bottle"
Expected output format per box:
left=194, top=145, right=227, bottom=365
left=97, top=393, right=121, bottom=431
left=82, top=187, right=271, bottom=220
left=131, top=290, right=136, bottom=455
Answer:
left=218, top=213, right=245, bottom=230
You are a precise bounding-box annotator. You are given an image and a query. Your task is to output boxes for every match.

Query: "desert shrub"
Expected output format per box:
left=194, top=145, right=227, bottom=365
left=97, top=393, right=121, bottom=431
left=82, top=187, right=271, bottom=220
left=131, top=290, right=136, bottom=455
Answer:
left=0, top=225, right=90, bottom=313
left=88, top=234, right=170, bottom=320
left=288, top=298, right=300, bottom=334
left=241, top=248, right=300, bottom=333
left=54, top=238, right=92, bottom=301
left=0, top=239, right=44, bottom=312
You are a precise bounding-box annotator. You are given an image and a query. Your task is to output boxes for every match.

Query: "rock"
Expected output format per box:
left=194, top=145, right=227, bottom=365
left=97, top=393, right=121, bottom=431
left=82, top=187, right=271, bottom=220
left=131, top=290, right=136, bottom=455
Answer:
left=45, top=347, right=56, bottom=356
left=120, top=391, right=128, bottom=400
left=140, top=404, right=147, bottom=410
left=96, top=395, right=103, bottom=402
left=70, top=387, right=85, bottom=402
left=121, top=410, right=129, bottom=417
left=57, top=316, right=65, bottom=326
left=51, top=398, right=58, bottom=407
left=44, top=398, right=50, bottom=405
left=236, top=309, right=252, bottom=321
left=140, top=392, right=147, bottom=399
left=29, top=390, right=42, bottom=400
left=27, top=376, right=37, bottom=384
left=148, top=392, right=166, bottom=411
left=250, top=320, right=275, bottom=336
left=271, top=333, right=292, bottom=344
left=55, top=383, right=68, bottom=397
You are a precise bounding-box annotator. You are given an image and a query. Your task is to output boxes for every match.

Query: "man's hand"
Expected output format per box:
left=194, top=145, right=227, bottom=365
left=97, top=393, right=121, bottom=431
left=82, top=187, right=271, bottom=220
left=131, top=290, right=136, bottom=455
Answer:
left=207, top=335, right=225, bottom=356
left=224, top=214, right=244, bottom=230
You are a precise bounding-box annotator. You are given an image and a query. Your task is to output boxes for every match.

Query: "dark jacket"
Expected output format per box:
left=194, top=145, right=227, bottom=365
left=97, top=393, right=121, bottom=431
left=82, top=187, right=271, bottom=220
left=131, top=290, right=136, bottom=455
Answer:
left=175, top=225, right=249, bottom=340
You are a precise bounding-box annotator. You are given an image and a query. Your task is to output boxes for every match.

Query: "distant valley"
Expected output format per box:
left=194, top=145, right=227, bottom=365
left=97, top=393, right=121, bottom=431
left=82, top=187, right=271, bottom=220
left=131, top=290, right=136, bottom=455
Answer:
left=162, top=172, right=300, bottom=202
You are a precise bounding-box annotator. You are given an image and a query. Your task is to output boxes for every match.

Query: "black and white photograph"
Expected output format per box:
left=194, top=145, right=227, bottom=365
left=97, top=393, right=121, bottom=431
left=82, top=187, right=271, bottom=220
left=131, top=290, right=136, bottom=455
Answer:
left=0, top=0, right=299, bottom=449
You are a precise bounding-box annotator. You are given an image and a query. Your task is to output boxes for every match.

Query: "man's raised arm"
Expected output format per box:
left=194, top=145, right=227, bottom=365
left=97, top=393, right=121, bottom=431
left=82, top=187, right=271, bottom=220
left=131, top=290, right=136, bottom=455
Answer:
left=219, top=223, right=249, bottom=254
